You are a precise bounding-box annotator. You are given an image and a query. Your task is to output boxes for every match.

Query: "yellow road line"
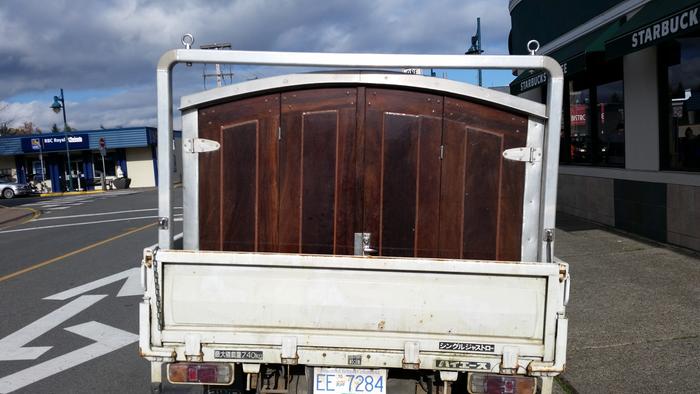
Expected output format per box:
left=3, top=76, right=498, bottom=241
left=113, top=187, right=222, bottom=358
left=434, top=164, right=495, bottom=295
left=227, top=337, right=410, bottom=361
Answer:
left=0, top=222, right=156, bottom=283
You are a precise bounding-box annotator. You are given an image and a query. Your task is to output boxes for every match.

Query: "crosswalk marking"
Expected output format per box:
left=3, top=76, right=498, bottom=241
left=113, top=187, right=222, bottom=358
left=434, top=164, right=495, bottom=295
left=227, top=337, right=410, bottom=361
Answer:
left=25, top=191, right=139, bottom=212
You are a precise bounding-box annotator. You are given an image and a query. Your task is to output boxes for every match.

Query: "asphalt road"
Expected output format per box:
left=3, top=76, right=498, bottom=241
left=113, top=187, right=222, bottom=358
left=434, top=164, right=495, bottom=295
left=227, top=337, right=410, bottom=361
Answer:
left=2, top=189, right=698, bottom=394
left=0, top=188, right=182, bottom=394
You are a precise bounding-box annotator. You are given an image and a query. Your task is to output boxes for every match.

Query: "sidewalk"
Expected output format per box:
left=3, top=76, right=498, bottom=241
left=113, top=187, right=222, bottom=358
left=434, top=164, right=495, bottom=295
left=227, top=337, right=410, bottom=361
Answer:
left=0, top=205, right=37, bottom=227
left=552, top=213, right=700, bottom=393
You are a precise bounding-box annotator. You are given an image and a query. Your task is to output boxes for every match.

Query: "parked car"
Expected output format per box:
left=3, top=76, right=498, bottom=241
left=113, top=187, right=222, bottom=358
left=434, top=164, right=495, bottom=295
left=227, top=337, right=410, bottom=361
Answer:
left=0, top=175, right=33, bottom=199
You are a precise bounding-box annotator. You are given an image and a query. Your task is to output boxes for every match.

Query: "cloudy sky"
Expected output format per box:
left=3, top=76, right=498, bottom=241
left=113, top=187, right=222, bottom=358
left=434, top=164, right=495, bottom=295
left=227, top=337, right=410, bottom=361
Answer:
left=0, top=0, right=514, bottom=132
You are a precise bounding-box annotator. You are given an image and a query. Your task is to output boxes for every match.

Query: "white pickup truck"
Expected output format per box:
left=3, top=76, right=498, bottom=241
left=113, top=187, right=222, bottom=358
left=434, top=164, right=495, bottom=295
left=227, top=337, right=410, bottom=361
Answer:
left=140, top=45, right=570, bottom=394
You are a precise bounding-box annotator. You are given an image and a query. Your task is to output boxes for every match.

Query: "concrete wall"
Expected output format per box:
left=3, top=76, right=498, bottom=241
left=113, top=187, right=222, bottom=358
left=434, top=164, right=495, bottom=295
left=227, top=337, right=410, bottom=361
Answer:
left=125, top=147, right=155, bottom=188
left=558, top=170, right=700, bottom=252
left=557, top=174, right=615, bottom=226
left=667, top=184, right=700, bottom=251
left=623, top=47, right=660, bottom=171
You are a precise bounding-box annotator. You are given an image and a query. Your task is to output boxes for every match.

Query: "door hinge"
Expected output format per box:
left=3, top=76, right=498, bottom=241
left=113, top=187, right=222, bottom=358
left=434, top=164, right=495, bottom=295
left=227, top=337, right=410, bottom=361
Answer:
left=278, top=126, right=282, bottom=141
left=183, top=138, right=220, bottom=153
left=503, top=147, right=542, bottom=163
left=440, top=144, right=445, bottom=160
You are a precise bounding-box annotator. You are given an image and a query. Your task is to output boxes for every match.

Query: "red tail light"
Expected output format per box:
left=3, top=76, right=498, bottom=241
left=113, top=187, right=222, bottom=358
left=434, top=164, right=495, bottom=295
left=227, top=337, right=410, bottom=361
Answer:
left=168, top=363, right=233, bottom=385
left=468, top=373, right=537, bottom=394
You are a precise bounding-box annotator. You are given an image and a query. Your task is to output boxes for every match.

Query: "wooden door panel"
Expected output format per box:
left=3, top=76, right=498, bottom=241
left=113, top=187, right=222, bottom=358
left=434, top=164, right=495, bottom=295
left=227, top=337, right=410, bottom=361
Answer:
left=221, top=121, right=257, bottom=251
left=198, top=94, right=280, bottom=252
left=364, top=89, right=443, bottom=258
left=439, top=98, right=528, bottom=261
left=279, top=88, right=358, bottom=254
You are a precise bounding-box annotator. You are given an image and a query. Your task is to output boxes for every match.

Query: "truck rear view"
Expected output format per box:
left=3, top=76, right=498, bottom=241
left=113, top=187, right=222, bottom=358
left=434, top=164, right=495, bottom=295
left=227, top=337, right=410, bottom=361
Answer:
left=140, top=47, right=570, bottom=394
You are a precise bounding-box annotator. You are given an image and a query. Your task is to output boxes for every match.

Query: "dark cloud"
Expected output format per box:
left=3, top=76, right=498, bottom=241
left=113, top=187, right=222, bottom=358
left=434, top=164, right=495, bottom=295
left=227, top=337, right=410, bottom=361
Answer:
left=0, top=0, right=511, bottom=130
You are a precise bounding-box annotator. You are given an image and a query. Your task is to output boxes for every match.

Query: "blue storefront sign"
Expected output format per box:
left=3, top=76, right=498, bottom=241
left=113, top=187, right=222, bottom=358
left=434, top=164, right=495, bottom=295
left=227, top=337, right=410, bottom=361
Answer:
left=21, top=134, right=90, bottom=153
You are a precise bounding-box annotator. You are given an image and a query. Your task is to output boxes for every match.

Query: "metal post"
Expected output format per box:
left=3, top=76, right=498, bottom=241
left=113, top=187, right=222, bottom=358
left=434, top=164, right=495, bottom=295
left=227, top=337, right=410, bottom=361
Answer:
left=101, top=154, right=107, bottom=191
left=38, top=143, right=45, bottom=185
left=59, top=89, right=73, bottom=192
left=465, top=17, right=484, bottom=86
left=476, top=18, right=482, bottom=87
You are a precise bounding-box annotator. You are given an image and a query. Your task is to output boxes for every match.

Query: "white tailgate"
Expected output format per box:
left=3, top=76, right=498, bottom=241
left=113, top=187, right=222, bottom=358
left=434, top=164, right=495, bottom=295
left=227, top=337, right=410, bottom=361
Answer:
left=159, top=251, right=555, bottom=342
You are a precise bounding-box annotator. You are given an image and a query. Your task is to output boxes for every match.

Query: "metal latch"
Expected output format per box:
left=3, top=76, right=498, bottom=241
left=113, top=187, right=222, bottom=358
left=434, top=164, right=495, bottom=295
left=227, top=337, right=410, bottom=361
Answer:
left=184, top=334, right=203, bottom=362
left=354, top=233, right=377, bottom=256
left=281, top=337, right=298, bottom=365
left=544, top=228, right=554, bottom=263
left=503, top=147, right=542, bottom=163
left=500, top=346, right=519, bottom=374
left=183, top=138, right=220, bottom=153
left=402, top=342, right=420, bottom=369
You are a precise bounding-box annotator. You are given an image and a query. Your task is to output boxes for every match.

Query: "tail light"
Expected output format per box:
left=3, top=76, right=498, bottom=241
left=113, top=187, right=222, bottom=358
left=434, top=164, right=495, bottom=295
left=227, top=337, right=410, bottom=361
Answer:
left=167, top=363, right=233, bottom=385
left=468, top=373, right=537, bottom=394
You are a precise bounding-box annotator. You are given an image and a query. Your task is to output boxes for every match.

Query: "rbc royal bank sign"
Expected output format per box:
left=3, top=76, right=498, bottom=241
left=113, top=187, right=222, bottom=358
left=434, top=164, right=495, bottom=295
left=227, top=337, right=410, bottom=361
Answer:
left=21, top=134, right=90, bottom=153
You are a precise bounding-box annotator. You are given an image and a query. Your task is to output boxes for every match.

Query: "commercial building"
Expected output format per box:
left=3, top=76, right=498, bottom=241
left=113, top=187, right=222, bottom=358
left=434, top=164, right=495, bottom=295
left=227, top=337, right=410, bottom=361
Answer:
left=509, top=0, right=700, bottom=251
left=0, top=127, right=181, bottom=192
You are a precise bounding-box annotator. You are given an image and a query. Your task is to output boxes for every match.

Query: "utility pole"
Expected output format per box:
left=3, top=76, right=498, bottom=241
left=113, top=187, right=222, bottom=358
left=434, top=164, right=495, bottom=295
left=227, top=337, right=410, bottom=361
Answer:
left=465, top=17, right=484, bottom=86
left=50, top=89, right=73, bottom=191
left=200, top=43, right=234, bottom=88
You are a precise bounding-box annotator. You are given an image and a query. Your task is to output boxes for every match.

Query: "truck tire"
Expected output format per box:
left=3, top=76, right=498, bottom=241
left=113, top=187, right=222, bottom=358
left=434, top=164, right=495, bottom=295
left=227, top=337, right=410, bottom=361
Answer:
left=2, top=188, right=14, bottom=199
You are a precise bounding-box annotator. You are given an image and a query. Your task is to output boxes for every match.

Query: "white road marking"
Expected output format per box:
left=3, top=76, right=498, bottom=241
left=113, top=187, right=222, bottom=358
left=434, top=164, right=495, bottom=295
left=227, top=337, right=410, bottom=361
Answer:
left=0, top=295, right=106, bottom=361
left=0, top=214, right=182, bottom=233
left=0, top=321, right=138, bottom=394
left=35, top=207, right=182, bottom=221
left=44, top=268, right=141, bottom=301
left=0, top=216, right=158, bottom=233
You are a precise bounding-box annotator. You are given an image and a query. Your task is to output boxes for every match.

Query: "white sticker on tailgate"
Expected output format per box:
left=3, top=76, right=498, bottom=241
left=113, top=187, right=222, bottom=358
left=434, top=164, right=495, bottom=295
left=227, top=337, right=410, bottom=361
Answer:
left=313, top=368, right=386, bottom=394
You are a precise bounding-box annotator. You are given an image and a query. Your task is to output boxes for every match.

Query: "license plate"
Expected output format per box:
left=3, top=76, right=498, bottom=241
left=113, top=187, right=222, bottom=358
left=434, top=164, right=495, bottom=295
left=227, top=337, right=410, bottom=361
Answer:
left=313, top=368, right=387, bottom=394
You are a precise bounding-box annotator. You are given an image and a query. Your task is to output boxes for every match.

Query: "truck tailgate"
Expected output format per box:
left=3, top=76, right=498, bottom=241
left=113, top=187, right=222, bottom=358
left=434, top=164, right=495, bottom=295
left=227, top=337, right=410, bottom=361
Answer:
left=151, top=249, right=565, bottom=368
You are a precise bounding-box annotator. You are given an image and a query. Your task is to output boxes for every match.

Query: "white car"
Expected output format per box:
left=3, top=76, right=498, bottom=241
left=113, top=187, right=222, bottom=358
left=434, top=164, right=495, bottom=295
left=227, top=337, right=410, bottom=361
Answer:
left=0, top=175, right=33, bottom=199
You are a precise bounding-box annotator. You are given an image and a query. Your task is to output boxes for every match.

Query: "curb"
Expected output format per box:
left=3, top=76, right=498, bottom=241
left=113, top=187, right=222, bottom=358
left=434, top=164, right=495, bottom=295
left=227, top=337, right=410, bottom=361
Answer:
left=38, top=190, right=106, bottom=197
left=0, top=206, right=39, bottom=227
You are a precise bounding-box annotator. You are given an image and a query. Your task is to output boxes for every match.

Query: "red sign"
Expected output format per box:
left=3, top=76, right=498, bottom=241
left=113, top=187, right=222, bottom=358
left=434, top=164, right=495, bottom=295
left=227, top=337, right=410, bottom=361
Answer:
left=570, top=104, right=587, bottom=127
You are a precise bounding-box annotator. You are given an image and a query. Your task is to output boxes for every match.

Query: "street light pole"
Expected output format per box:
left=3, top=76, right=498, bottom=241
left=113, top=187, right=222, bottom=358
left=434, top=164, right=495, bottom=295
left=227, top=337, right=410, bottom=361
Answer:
left=51, top=88, right=73, bottom=192
left=465, top=17, right=484, bottom=87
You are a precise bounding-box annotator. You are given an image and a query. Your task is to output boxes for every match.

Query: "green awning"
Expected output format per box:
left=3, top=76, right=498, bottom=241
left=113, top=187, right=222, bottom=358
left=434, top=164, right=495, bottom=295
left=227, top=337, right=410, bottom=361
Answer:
left=606, top=0, right=700, bottom=59
left=510, top=20, right=623, bottom=95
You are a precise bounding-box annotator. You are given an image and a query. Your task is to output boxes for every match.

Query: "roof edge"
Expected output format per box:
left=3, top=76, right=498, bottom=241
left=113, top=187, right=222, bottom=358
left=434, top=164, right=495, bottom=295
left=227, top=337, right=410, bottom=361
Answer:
left=180, top=71, right=547, bottom=119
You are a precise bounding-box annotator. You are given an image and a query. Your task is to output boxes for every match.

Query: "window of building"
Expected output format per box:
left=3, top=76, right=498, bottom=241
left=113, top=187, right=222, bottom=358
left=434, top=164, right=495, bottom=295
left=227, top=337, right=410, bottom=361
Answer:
left=93, top=153, right=116, bottom=177
left=597, top=80, right=625, bottom=166
left=31, top=160, right=46, bottom=181
left=560, top=62, right=625, bottom=167
left=663, top=36, right=700, bottom=171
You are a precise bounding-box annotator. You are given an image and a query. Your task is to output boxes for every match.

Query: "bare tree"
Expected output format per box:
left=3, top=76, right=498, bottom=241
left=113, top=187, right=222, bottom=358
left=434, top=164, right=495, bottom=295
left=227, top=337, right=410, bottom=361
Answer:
left=0, top=103, right=14, bottom=136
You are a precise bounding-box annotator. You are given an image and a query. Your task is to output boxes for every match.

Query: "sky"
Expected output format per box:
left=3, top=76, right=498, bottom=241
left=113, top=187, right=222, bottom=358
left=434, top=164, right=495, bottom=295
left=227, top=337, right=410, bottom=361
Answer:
left=0, top=0, right=515, bottom=132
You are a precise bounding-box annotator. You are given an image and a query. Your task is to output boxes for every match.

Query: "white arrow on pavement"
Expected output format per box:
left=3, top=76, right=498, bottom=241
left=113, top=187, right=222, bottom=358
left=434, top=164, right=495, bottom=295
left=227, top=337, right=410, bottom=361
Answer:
left=43, top=267, right=142, bottom=301
left=0, top=321, right=139, bottom=394
left=0, top=295, right=106, bottom=361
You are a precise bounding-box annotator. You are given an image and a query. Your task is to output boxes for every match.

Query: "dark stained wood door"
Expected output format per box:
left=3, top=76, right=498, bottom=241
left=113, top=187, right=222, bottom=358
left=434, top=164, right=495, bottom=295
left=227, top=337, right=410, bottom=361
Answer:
left=198, top=94, right=280, bottom=252
left=363, top=89, right=443, bottom=258
left=198, top=85, right=528, bottom=261
left=438, top=98, right=528, bottom=260
left=278, top=88, right=359, bottom=255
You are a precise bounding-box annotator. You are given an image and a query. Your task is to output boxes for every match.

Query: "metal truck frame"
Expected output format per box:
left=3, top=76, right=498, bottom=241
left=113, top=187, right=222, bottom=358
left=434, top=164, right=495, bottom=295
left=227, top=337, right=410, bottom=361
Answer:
left=140, top=46, right=568, bottom=394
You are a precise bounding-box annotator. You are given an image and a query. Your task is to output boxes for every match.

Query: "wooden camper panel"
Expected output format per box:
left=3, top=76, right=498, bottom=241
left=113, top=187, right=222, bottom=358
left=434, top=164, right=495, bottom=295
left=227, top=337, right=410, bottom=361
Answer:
left=363, top=89, right=443, bottom=258
left=439, top=98, right=528, bottom=260
left=279, top=88, right=359, bottom=254
left=198, top=94, right=280, bottom=252
left=197, top=85, right=528, bottom=261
